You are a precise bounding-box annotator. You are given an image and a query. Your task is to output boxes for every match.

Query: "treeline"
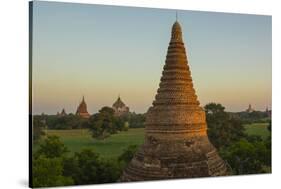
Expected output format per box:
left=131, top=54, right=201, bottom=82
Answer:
left=33, top=107, right=146, bottom=142
left=34, top=111, right=146, bottom=130
left=32, top=136, right=138, bottom=187
left=230, top=111, right=270, bottom=124
left=205, top=103, right=271, bottom=174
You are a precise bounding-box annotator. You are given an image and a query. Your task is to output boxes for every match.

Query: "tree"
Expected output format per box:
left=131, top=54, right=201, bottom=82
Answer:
left=127, top=113, right=146, bottom=128
left=118, top=145, right=138, bottom=164
left=64, top=149, right=122, bottom=185
left=88, top=107, right=126, bottom=140
left=204, top=103, right=245, bottom=149
left=72, top=149, right=101, bottom=184
left=98, top=159, right=122, bottom=183
left=220, top=139, right=271, bottom=175
left=33, top=136, right=139, bottom=186
left=35, top=135, right=68, bottom=158
left=32, top=136, right=73, bottom=187
left=32, top=156, right=74, bottom=187
left=43, top=114, right=88, bottom=130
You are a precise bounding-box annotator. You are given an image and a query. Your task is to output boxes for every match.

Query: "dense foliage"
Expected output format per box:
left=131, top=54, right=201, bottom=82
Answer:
left=32, top=136, right=74, bottom=187
left=204, top=103, right=246, bottom=149
left=87, top=108, right=145, bottom=140
left=220, top=136, right=271, bottom=174
left=126, top=113, right=146, bottom=128
left=204, top=103, right=271, bottom=175
left=63, top=149, right=121, bottom=185
left=87, top=107, right=128, bottom=140
left=33, top=114, right=88, bottom=131
left=32, top=136, right=139, bottom=187
left=32, top=156, right=74, bottom=187
left=33, top=108, right=145, bottom=142
left=35, top=136, right=68, bottom=158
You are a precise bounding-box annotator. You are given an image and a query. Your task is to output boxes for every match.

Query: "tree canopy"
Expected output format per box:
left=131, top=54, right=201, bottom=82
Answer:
left=87, top=107, right=127, bottom=140
left=204, top=103, right=246, bottom=149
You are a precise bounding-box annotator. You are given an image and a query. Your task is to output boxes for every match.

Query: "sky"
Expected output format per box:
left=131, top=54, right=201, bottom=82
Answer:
left=31, top=1, right=272, bottom=114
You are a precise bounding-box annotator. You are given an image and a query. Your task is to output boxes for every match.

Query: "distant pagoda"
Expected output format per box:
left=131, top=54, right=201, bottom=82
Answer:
left=112, top=95, right=129, bottom=116
left=61, top=108, right=67, bottom=116
left=120, top=20, right=229, bottom=181
left=57, top=108, right=67, bottom=117
left=246, top=104, right=254, bottom=113
left=76, top=96, right=90, bottom=118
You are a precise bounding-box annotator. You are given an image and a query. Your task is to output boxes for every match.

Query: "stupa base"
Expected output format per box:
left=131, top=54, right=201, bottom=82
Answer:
left=120, top=136, right=229, bottom=182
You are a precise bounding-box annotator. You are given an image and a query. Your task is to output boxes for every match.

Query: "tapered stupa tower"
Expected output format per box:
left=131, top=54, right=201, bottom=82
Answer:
left=76, top=96, right=90, bottom=118
left=120, top=21, right=229, bottom=181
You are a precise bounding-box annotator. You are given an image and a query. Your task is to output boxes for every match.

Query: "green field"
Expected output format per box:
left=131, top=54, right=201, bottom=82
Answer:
left=244, top=122, right=270, bottom=139
left=36, top=122, right=269, bottom=159
left=43, top=128, right=145, bottom=159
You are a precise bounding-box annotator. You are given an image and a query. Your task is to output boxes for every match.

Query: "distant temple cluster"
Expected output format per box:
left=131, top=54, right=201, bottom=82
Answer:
left=57, top=108, right=67, bottom=117
left=245, top=104, right=271, bottom=117
left=56, top=95, right=130, bottom=118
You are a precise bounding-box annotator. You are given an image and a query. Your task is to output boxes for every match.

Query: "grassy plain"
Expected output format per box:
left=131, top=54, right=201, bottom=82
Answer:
left=44, top=128, right=145, bottom=159
left=244, top=122, right=270, bottom=139
left=37, top=122, right=269, bottom=159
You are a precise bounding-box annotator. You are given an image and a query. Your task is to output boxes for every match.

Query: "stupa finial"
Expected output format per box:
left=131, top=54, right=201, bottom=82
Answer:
left=171, top=18, right=183, bottom=42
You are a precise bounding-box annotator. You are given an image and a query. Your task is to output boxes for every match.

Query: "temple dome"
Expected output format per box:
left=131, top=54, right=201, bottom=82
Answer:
left=113, top=97, right=126, bottom=109
left=112, top=96, right=129, bottom=116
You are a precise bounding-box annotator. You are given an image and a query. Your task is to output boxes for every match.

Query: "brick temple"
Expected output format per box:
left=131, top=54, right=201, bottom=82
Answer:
left=76, top=96, right=90, bottom=118
left=112, top=95, right=129, bottom=116
left=120, top=20, right=229, bottom=181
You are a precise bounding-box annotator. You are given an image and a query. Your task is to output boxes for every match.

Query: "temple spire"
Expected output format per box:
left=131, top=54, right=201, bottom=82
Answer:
left=121, top=20, right=228, bottom=181
left=76, top=95, right=90, bottom=118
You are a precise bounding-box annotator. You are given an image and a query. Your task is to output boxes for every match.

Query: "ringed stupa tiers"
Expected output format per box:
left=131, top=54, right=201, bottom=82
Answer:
left=76, top=96, right=90, bottom=118
left=120, top=20, right=229, bottom=181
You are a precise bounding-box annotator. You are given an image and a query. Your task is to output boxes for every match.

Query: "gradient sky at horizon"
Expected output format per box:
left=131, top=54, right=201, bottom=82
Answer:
left=32, top=1, right=272, bottom=114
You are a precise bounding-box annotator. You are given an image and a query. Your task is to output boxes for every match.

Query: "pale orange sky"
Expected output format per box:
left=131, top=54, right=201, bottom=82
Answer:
left=32, top=2, right=272, bottom=114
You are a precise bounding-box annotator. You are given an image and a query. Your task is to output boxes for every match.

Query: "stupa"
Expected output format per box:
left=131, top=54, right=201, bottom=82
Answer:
left=246, top=104, right=254, bottom=113
left=120, top=20, right=229, bottom=181
left=60, top=108, right=67, bottom=116
left=76, top=96, right=90, bottom=118
left=57, top=108, right=67, bottom=117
